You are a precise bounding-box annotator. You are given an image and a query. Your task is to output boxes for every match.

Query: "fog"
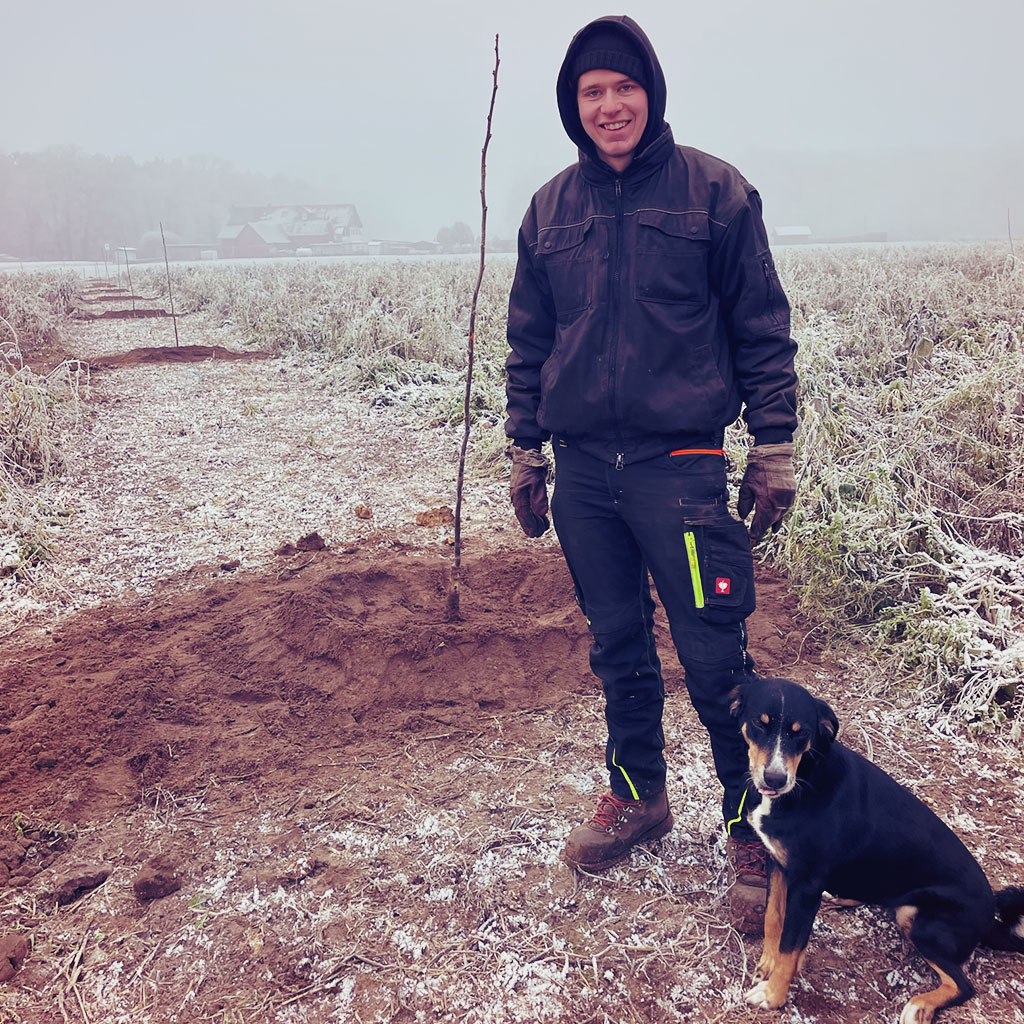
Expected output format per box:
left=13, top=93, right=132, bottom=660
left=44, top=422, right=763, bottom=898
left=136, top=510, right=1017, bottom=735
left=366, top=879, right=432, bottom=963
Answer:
left=2, top=0, right=1022, bottom=246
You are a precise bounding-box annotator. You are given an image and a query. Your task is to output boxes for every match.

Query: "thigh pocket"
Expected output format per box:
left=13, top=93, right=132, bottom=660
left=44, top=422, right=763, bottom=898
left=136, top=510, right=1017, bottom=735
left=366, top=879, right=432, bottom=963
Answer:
left=682, top=509, right=755, bottom=625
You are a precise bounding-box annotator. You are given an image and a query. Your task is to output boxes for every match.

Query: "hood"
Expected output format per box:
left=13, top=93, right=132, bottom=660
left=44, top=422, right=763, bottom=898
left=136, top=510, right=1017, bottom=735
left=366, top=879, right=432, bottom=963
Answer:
left=556, top=15, right=668, bottom=164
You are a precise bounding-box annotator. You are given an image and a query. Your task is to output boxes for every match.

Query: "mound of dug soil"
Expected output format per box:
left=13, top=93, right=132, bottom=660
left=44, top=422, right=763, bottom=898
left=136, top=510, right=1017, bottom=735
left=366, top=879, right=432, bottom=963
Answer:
left=1, top=548, right=590, bottom=825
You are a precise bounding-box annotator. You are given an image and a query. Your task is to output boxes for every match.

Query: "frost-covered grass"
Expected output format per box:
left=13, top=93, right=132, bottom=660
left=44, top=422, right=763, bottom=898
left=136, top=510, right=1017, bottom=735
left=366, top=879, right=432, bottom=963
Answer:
left=769, top=245, right=1024, bottom=733
left=138, top=246, right=1024, bottom=733
left=139, top=258, right=515, bottom=477
left=0, top=269, right=77, bottom=350
left=0, top=272, right=87, bottom=579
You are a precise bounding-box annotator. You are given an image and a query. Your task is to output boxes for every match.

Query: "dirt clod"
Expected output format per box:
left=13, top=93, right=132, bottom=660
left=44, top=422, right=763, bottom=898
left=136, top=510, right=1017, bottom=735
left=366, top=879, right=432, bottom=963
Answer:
left=54, top=864, right=111, bottom=906
left=133, top=854, right=182, bottom=901
left=416, top=505, right=455, bottom=527
left=0, top=933, right=29, bottom=982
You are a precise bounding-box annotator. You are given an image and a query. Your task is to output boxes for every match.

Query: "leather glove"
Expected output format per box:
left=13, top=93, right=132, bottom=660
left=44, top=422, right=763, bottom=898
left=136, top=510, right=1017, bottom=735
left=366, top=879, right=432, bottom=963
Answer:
left=737, top=443, right=797, bottom=544
left=508, top=445, right=550, bottom=538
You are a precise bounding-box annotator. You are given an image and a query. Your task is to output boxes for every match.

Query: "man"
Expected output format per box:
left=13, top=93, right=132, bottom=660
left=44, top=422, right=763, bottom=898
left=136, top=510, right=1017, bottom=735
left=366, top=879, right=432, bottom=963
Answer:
left=504, top=15, right=798, bottom=933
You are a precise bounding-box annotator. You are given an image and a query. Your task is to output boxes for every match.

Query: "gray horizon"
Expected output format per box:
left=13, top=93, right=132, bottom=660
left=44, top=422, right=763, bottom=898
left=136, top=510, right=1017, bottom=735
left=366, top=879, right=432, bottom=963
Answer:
left=3, top=0, right=1023, bottom=244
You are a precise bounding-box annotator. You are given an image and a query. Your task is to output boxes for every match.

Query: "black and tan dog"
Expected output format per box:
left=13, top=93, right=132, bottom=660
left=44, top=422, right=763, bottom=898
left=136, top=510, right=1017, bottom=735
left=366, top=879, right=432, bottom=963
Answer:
left=730, top=676, right=1024, bottom=1024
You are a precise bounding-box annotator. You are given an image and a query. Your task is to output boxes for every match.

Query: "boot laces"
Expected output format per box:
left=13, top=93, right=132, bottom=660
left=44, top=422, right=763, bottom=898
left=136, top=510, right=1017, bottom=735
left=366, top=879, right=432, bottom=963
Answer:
left=734, top=839, right=769, bottom=876
left=590, top=792, right=638, bottom=830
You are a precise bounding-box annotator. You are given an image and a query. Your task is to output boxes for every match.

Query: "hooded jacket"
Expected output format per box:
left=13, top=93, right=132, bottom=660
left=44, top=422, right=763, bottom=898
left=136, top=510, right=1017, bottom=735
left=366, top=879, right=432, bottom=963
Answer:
left=505, top=15, right=798, bottom=464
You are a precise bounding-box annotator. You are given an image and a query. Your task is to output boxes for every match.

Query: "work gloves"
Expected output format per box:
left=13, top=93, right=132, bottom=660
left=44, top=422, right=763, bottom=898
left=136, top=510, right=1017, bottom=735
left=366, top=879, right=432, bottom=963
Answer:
left=508, top=445, right=550, bottom=538
left=507, top=441, right=795, bottom=543
left=737, top=443, right=797, bottom=544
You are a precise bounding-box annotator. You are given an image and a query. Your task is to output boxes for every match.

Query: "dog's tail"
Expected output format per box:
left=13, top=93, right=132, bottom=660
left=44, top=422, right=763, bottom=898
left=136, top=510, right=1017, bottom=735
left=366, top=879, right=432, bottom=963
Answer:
left=984, top=886, right=1024, bottom=952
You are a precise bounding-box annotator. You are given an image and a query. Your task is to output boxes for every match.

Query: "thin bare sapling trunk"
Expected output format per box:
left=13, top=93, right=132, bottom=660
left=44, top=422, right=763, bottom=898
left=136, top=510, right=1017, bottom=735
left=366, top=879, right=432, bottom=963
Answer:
left=123, top=246, right=136, bottom=312
left=160, top=221, right=181, bottom=346
left=446, top=34, right=499, bottom=621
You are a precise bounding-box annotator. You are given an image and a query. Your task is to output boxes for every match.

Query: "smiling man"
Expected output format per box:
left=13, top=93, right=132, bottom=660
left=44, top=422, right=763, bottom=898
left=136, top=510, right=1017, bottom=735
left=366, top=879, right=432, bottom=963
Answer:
left=505, top=16, right=799, bottom=934
left=576, top=67, right=648, bottom=171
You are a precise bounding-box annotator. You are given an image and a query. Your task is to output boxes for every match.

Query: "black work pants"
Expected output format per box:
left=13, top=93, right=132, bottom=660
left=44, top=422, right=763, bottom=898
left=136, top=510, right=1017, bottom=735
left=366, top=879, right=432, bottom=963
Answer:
left=551, top=441, right=758, bottom=841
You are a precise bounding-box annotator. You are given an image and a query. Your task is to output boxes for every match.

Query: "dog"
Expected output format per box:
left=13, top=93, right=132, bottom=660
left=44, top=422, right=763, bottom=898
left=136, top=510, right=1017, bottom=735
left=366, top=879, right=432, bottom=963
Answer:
left=730, top=676, right=1024, bottom=1024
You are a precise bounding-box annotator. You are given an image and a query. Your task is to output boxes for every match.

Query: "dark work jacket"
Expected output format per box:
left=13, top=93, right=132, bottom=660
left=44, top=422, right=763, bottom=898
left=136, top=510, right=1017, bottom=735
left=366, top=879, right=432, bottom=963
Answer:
left=505, top=15, right=798, bottom=465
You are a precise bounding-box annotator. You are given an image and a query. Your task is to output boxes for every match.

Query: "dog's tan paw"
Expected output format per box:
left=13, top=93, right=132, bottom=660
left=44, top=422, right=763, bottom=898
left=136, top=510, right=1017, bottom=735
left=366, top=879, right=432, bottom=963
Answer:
left=898, top=1000, right=933, bottom=1024
left=822, top=891, right=862, bottom=909
left=744, top=980, right=786, bottom=1010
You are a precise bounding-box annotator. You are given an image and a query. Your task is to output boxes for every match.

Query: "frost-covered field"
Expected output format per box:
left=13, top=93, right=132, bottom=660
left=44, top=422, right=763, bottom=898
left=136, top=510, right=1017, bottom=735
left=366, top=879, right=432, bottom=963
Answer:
left=138, top=244, right=1024, bottom=733
left=3, top=244, right=1023, bottom=731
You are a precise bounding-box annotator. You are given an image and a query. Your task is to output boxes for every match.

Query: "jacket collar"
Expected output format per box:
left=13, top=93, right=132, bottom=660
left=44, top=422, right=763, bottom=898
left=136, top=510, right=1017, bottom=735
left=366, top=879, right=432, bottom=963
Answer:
left=578, top=123, right=675, bottom=187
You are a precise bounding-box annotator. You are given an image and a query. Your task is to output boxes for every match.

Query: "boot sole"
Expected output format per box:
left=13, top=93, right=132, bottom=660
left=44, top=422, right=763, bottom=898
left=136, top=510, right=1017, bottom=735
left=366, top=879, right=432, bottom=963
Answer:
left=562, top=812, right=675, bottom=872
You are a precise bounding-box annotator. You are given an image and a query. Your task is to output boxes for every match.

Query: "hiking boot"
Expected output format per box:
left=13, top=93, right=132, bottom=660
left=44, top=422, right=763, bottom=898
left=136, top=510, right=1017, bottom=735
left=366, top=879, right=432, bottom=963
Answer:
left=563, top=790, right=674, bottom=871
left=726, top=836, right=771, bottom=935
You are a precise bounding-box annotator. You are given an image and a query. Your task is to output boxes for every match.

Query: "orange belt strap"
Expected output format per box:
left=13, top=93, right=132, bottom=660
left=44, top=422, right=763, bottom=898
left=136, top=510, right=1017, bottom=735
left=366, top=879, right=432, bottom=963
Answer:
left=669, top=448, right=725, bottom=456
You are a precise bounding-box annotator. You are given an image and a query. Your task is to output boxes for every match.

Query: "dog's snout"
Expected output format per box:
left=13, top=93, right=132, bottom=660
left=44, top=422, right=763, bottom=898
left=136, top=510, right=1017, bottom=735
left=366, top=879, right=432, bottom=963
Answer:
left=763, top=768, right=789, bottom=792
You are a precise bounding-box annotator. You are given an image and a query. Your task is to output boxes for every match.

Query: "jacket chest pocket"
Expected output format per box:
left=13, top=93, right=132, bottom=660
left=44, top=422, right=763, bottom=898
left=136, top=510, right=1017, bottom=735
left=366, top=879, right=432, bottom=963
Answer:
left=633, top=210, right=710, bottom=306
left=538, top=222, right=594, bottom=324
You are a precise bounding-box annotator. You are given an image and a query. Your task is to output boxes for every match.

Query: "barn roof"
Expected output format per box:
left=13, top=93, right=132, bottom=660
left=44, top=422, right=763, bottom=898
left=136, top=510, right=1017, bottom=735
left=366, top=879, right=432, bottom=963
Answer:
left=220, top=204, right=362, bottom=237
left=249, top=222, right=291, bottom=244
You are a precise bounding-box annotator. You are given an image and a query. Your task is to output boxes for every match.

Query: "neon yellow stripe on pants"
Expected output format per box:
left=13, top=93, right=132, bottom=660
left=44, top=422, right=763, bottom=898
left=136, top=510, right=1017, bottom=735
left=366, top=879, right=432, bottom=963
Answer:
left=611, top=748, right=640, bottom=800
left=684, top=530, right=704, bottom=609
left=726, top=789, right=748, bottom=836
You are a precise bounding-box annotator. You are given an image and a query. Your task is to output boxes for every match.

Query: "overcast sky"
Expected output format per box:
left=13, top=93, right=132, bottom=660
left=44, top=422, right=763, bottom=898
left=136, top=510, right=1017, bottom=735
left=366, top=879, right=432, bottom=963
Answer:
left=3, top=0, right=1022, bottom=240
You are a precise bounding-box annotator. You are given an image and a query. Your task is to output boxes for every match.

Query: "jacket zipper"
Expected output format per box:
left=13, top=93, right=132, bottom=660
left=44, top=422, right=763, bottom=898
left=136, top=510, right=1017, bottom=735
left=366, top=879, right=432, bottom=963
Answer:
left=761, top=257, right=777, bottom=318
left=611, top=178, right=625, bottom=470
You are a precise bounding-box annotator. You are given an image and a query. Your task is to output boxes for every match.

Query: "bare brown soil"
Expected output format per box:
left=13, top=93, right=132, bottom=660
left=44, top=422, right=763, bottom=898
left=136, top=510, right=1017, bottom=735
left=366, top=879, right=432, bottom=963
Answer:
left=89, top=345, right=272, bottom=369
left=74, top=309, right=173, bottom=321
left=1, top=291, right=1022, bottom=1024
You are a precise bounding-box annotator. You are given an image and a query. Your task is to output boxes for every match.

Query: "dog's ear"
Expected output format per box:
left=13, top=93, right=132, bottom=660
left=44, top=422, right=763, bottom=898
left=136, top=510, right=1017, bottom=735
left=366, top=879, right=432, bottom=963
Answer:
left=729, top=671, right=760, bottom=718
left=815, top=699, right=839, bottom=745
left=729, top=684, right=747, bottom=718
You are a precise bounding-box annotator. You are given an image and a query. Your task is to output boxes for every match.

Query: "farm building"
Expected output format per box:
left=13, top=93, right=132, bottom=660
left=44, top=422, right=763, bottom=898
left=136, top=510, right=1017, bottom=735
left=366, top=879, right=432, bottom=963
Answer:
left=218, top=205, right=364, bottom=259
left=772, top=226, right=813, bottom=245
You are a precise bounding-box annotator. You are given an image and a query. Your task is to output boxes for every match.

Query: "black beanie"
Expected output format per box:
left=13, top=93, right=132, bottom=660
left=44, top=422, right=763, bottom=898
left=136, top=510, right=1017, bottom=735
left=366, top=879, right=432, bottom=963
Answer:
left=570, top=26, right=647, bottom=90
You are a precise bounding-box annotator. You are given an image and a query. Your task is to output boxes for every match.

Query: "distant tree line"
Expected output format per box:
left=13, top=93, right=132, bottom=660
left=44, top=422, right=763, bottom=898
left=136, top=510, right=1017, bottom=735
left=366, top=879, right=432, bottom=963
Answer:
left=435, top=221, right=475, bottom=253
left=0, top=147, right=310, bottom=262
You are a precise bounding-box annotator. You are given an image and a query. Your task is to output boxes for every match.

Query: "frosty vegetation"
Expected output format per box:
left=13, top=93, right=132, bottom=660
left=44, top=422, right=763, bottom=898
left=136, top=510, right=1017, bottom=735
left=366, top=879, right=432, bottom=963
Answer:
left=0, top=271, right=86, bottom=579
left=3, top=244, right=1022, bottom=734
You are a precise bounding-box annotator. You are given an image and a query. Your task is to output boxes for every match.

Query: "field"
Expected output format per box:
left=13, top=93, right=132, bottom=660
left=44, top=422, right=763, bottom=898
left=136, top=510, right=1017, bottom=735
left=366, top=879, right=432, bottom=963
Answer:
left=0, top=247, right=1022, bottom=1023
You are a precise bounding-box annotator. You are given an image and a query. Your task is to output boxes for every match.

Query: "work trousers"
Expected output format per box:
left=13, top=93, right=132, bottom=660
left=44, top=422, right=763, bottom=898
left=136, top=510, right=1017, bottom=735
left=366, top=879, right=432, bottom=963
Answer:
left=551, top=441, right=758, bottom=840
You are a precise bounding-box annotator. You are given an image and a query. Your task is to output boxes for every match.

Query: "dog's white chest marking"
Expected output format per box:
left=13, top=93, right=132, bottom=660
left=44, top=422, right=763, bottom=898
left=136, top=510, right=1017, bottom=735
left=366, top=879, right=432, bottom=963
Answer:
left=750, top=796, right=787, bottom=866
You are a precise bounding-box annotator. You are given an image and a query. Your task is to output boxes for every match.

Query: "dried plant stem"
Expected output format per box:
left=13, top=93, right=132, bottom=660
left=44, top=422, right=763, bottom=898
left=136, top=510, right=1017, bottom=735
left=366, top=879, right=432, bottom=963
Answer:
left=447, top=33, right=499, bottom=621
